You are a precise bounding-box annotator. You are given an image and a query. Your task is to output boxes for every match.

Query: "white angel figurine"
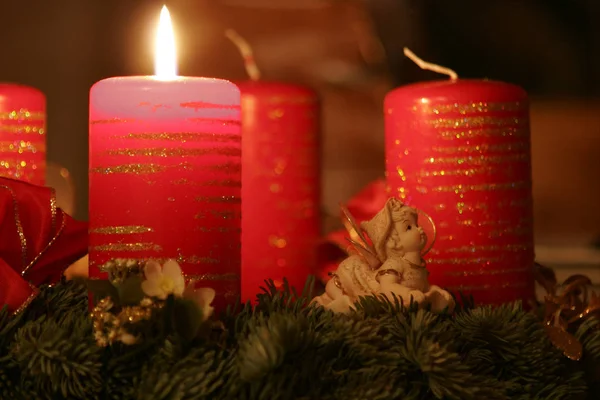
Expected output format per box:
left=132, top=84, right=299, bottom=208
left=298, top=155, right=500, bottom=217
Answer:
left=312, top=198, right=455, bottom=313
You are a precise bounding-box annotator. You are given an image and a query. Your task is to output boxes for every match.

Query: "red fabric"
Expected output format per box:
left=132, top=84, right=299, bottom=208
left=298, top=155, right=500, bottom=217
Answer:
left=0, top=177, right=88, bottom=313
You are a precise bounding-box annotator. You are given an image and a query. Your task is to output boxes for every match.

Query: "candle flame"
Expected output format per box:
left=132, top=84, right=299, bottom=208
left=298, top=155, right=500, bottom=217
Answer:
left=155, top=5, right=177, bottom=80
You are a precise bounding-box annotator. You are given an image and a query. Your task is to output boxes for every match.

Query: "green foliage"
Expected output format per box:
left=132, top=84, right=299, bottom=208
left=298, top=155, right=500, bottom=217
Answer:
left=1, top=279, right=599, bottom=400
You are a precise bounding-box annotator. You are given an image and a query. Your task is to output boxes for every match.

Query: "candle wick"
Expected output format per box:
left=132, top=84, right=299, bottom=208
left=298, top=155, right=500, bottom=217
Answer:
left=403, top=48, right=458, bottom=81
left=225, top=29, right=261, bottom=81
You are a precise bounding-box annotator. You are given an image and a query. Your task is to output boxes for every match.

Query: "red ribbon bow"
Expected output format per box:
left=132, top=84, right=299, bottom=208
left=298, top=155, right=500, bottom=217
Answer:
left=0, top=178, right=88, bottom=314
left=315, top=179, right=388, bottom=282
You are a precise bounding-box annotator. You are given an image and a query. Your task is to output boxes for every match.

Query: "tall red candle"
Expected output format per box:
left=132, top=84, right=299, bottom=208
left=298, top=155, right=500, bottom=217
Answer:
left=239, top=82, right=320, bottom=302
left=385, top=78, right=534, bottom=305
left=89, top=7, right=241, bottom=310
left=225, top=30, right=321, bottom=302
left=0, top=84, right=46, bottom=185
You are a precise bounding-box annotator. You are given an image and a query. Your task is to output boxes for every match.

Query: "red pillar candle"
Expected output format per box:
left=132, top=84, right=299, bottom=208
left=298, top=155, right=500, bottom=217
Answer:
left=238, top=82, right=320, bottom=302
left=385, top=73, right=534, bottom=305
left=89, top=7, right=241, bottom=309
left=0, top=84, right=46, bottom=185
left=225, top=30, right=321, bottom=302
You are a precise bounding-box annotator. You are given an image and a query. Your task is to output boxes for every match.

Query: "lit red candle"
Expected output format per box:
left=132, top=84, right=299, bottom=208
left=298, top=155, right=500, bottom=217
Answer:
left=0, top=84, right=46, bottom=185
left=384, top=50, right=534, bottom=305
left=226, top=31, right=320, bottom=302
left=88, top=7, right=241, bottom=309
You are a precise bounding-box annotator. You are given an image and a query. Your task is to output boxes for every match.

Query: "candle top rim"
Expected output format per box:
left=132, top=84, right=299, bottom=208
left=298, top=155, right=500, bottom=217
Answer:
left=385, top=78, right=527, bottom=104
left=93, top=76, right=238, bottom=84
left=0, top=83, right=45, bottom=95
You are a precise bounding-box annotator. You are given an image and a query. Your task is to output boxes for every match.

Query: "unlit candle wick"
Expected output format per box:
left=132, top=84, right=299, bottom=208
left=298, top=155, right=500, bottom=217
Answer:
left=403, top=48, right=458, bottom=81
left=225, top=29, right=261, bottom=81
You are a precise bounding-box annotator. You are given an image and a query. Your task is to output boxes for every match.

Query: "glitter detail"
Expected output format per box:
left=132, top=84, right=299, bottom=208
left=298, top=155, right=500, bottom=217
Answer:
left=50, top=189, right=57, bottom=231
left=269, top=235, right=288, bottom=248
left=90, top=118, right=133, bottom=125
left=22, top=210, right=67, bottom=278
left=10, top=284, right=38, bottom=316
left=0, top=185, right=27, bottom=268
left=90, top=226, right=154, bottom=234
left=444, top=266, right=531, bottom=277
left=196, top=226, right=242, bottom=233
left=0, top=109, right=45, bottom=121
left=201, top=179, right=241, bottom=187
left=0, top=125, right=45, bottom=134
left=430, top=142, right=529, bottom=154
left=427, top=257, right=502, bottom=265
left=195, top=210, right=240, bottom=219
left=264, top=95, right=318, bottom=105
left=185, top=118, right=241, bottom=126
left=91, top=243, right=163, bottom=252
left=423, top=154, right=529, bottom=165
left=437, top=127, right=528, bottom=140
left=443, top=244, right=531, bottom=253
left=195, top=195, right=240, bottom=203
left=446, top=281, right=528, bottom=292
left=117, top=132, right=241, bottom=143
left=268, top=109, right=284, bottom=119
left=90, top=164, right=167, bottom=174
left=412, top=101, right=525, bottom=115
left=0, top=140, right=45, bottom=153
left=107, top=147, right=241, bottom=157
left=417, top=166, right=509, bottom=178
left=186, top=273, right=240, bottom=281
left=426, top=116, right=527, bottom=129
left=179, top=101, right=240, bottom=111
left=416, top=181, right=530, bottom=194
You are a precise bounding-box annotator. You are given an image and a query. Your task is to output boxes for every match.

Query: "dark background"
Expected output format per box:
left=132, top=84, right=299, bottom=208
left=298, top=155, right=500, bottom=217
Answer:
left=1, top=0, right=598, bottom=244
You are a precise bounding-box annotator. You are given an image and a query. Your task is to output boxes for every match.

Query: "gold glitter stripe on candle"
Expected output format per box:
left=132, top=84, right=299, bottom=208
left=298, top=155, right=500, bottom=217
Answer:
left=423, top=154, right=529, bottom=165
left=186, top=118, right=241, bottom=126
left=186, top=273, right=240, bottom=281
left=437, top=127, right=529, bottom=140
left=0, top=141, right=46, bottom=153
left=195, top=196, right=241, bottom=203
left=91, top=243, right=163, bottom=252
left=263, top=95, right=318, bottom=105
left=445, top=281, right=528, bottom=292
left=117, top=132, right=242, bottom=143
left=90, top=118, right=133, bottom=125
left=488, top=226, right=532, bottom=238
left=427, top=257, right=503, bottom=265
left=0, top=125, right=45, bottom=134
left=444, top=266, right=532, bottom=277
left=417, top=181, right=530, bottom=194
left=0, top=110, right=45, bottom=121
left=0, top=185, right=27, bottom=268
left=456, top=218, right=532, bottom=227
left=443, top=244, right=532, bottom=253
left=417, top=166, right=508, bottom=178
left=90, top=226, right=154, bottom=234
left=196, top=226, right=241, bottom=233
left=426, top=116, right=527, bottom=129
left=195, top=210, right=240, bottom=219
left=90, top=164, right=167, bottom=175
left=106, top=147, right=241, bottom=157
left=411, top=101, right=525, bottom=115
left=180, top=101, right=240, bottom=110
left=430, top=142, right=529, bottom=154
left=202, top=179, right=241, bottom=187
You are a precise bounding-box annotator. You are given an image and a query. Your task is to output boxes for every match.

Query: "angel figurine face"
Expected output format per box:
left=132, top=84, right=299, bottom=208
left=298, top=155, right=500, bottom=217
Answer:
left=387, top=210, right=426, bottom=257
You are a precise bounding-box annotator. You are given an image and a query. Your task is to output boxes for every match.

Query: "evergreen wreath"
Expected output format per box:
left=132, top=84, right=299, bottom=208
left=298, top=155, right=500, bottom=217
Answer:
left=2, top=265, right=600, bottom=400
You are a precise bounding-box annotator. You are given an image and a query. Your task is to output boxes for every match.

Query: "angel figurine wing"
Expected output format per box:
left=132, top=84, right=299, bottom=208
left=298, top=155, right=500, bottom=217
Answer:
left=339, top=204, right=381, bottom=269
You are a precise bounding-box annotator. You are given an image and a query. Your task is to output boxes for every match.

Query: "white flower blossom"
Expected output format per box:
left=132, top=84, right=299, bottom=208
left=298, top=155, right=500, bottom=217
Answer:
left=141, top=259, right=186, bottom=300
left=183, top=283, right=216, bottom=321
